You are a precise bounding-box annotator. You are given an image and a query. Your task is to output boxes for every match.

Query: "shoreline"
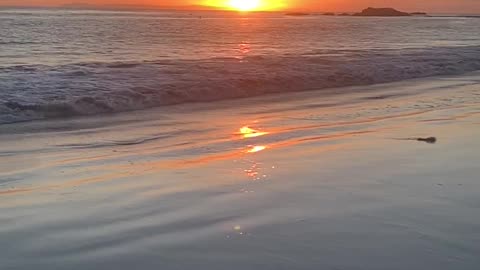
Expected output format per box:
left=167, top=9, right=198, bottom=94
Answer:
left=2, top=71, right=480, bottom=134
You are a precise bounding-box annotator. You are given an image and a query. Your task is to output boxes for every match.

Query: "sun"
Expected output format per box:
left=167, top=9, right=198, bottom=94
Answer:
left=203, top=0, right=285, bottom=11
left=228, top=0, right=261, bottom=11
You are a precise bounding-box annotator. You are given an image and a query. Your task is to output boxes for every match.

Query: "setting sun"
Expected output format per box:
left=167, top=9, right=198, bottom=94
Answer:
left=203, top=0, right=285, bottom=11
left=228, top=0, right=260, bottom=11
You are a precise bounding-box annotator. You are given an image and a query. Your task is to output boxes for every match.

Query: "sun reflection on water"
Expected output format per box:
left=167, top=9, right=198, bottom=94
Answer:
left=238, top=42, right=251, bottom=54
left=235, top=40, right=252, bottom=60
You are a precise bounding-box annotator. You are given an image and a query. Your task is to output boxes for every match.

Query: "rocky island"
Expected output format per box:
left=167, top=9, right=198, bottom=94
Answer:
left=410, top=12, right=428, bottom=16
left=353, top=7, right=411, bottom=16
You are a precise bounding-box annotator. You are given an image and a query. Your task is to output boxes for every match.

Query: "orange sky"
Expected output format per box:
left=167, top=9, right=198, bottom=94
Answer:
left=1, top=0, right=479, bottom=13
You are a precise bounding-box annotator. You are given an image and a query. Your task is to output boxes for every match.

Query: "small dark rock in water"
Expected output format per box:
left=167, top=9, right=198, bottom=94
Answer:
left=354, top=7, right=411, bottom=17
left=417, top=137, right=437, bottom=144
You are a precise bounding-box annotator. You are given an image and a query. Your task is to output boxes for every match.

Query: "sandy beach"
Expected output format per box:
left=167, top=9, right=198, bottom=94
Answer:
left=1, top=72, right=480, bottom=269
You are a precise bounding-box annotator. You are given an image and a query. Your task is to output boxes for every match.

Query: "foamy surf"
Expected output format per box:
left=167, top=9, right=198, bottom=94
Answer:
left=1, top=46, right=480, bottom=124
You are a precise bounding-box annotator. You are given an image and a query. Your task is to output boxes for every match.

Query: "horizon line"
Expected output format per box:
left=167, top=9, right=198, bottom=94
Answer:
left=1, top=4, right=480, bottom=15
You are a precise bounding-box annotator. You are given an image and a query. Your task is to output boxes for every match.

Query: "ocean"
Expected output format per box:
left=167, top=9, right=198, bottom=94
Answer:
left=1, top=9, right=480, bottom=124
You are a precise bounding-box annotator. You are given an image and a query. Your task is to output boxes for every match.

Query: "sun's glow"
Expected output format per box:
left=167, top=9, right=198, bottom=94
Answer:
left=203, top=0, right=286, bottom=11
left=228, top=0, right=260, bottom=11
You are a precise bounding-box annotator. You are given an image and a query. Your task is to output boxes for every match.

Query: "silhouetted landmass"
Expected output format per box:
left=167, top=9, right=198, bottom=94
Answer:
left=338, top=13, right=351, bottom=16
left=285, top=12, right=310, bottom=16
left=353, top=7, right=411, bottom=17
left=323, top=12, right=335, bottom=16
left=410, top=12, right=428, bottom=16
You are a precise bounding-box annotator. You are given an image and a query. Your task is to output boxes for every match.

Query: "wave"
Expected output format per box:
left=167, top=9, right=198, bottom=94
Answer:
left=1, top=46, right=480, bottom=124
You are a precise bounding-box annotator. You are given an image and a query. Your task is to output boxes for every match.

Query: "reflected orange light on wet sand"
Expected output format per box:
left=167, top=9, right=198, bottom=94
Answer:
left=247, top=145, right=267, bottom=153
left=239, top=126, right=269, bottom=138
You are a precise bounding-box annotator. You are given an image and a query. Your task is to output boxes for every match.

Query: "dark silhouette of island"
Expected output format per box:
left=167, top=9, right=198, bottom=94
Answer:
left=338, top=13, right=351, bottom=16
left=410, top=12, right=428, bottom=16
left=285, top=12, right=310, bottom=16
left=353, top=7, right=411, bottom=17
left=323, top=12, right=335, bottom=16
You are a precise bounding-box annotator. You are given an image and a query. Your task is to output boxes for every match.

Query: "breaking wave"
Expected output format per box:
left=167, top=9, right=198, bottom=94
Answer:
left=1, top=46, right=480, bottom=124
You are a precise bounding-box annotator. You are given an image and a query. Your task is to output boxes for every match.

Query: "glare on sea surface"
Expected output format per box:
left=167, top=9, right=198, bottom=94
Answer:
left=235, top=42, right=252, bottom=59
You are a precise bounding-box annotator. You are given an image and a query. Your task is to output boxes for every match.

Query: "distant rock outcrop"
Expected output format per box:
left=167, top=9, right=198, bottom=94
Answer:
left=285, top=12, right=310, bottom=16
left=353, top=7, right=411, bottom=17
left=322, top=12, right=335, bottom=16
left=410, top=12, right=428, bottom=16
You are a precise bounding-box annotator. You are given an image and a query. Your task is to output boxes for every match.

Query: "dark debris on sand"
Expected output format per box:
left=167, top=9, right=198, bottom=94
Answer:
left=394, top=137, right=437, bottom=144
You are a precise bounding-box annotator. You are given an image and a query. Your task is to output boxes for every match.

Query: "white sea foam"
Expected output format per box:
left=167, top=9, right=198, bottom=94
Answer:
left=1, top=46, right=480, bottom=124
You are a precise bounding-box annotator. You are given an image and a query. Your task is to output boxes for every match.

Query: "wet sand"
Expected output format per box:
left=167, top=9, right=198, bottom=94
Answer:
left=1, top=72, right=480, bottom=269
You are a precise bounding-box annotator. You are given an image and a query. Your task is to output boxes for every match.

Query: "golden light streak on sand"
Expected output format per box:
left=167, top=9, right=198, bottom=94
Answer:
left=247, top=145, right=267, bottom=153
left=0, top=128, right=375, bottom=199
left=239, top=126, right=269, bottom=138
